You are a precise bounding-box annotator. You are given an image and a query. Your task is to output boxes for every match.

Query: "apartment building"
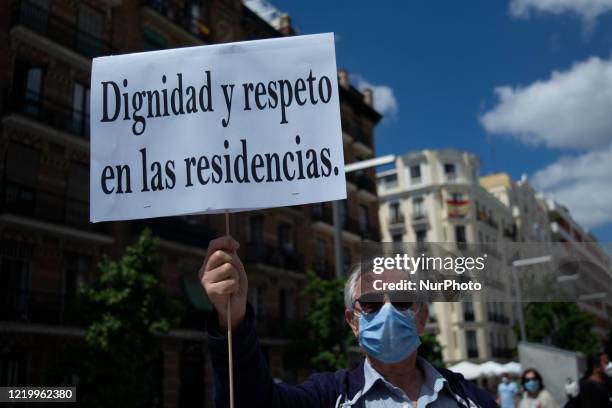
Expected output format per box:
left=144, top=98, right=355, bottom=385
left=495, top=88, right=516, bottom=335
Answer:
left=0, top=1, right=381, bottom=406
left=377, top=149, right=517, bottom=364
left=541, top=198, right=612, bottom=337
left=481, top=173, right=612, bottom=338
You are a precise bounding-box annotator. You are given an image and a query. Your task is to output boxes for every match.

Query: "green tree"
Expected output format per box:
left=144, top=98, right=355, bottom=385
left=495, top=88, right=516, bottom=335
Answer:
left=301, top=271, right=354, bottom=371
left=419, top=332, right=444, bottom=367
left=74, top=229, right=179, bottom=407
left=519, top=302, right=599, bottom=355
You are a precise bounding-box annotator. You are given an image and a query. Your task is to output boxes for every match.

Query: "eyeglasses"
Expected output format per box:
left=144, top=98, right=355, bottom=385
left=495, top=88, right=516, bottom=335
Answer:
left=352, top=293, right=419, bottom=316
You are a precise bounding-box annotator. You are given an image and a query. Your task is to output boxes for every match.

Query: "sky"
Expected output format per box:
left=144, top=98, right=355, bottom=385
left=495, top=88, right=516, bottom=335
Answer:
left=244, top=0, right=612, bottom=242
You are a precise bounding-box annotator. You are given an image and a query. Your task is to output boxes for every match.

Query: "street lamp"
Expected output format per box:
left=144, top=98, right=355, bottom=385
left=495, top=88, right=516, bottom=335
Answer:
left=332, top=154, right=395, bottom=278
left=511, top=255, right=552, bottom=342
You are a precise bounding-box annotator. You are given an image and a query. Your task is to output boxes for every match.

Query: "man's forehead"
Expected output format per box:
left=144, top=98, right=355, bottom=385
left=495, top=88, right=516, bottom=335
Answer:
left=357, top=268, right=411, bottom=297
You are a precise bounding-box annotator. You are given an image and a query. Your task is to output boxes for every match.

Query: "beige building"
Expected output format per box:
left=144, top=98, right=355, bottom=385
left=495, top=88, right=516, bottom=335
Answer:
left=377, top=149, right=517, bottom=364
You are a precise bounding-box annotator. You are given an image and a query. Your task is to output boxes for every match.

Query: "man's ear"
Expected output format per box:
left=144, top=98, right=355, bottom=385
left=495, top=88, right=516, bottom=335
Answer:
left=416, top=303, right=429, bottom=335
left=345, top=309, right=359, bottom=338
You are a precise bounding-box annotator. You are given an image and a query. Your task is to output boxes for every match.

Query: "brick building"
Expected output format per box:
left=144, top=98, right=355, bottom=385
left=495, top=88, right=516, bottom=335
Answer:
left=0, top=1, right=381, bottom=406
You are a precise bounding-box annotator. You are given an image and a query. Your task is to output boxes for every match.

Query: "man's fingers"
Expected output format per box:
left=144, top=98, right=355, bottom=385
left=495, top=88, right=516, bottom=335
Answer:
left=208, top=279, right=239, bottom=296
left=205, top=262, right=239, bottom=284
left=206, top=249, right=234, bottom=270
left=205, top=236, right=239, bottom=259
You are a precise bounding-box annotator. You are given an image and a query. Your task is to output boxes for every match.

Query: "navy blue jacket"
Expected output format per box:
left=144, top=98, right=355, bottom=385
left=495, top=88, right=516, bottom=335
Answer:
left=207, top=305, right=497, bottom=407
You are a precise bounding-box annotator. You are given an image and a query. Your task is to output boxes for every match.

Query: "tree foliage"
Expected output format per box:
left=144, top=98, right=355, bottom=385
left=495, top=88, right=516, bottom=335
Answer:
left=520, top=302, right=599, bottom=355
left=73, top=229, right=179, bottom=407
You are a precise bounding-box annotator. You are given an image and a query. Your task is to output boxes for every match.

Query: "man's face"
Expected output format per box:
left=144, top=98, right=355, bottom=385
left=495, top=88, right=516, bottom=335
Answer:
left=344, top=269, right=429, bottom=341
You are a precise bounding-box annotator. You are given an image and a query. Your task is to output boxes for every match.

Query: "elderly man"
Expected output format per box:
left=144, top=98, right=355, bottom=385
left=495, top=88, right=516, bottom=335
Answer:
left=201, top=237, right=496, bottom=407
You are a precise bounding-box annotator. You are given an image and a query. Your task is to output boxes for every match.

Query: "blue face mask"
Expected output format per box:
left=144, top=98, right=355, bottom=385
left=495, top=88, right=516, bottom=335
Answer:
left=358, top=303, right=421, bottom=364
left=524, top=379, right=540, bottom=392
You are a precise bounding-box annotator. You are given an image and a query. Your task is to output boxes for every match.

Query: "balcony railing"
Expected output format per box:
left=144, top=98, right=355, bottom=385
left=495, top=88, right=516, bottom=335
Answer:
left=10, top=0, right=110, bottom=59
left=144, top=0, right=212, bottom=43
left=350, top=174, right=377, bottom=196
left=0, top=289, right=81, bottom=325
left=311, top=205, right=333, bottom=224
left=6, top=92, right=90, bottom=140
left=388, top=214, right=405, bottom=225
left=245, top=242, right=305, bottom=273
left=1, top=182, right=103, bottom=233
left=312, top=259, right=331, bottom=277
left=134, top=217, right=217, bottom=249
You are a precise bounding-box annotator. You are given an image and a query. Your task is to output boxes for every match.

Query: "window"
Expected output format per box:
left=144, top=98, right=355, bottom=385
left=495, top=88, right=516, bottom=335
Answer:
left=410, top=164, right=421, bottom=181
left=277, top=223, right=293, bottom=252
left=63, top=254, right=91, bottom=300
left=413, top=197, right=424, bottom=218
left=382, top=174, right=398, bottom=189
left=77, top=5, right=104, bottom=57
left=444, top=163, right=456, bottom=181
left=463, top=301, right=474, bottom=321
left=415, top=229, right=427, bottom=245
left=455, top=225, right=467, bottom=249
left=343, top=247, right=352, bottom=272
left=389, top=202, right=401, bottom=223
left=249, top=216, right=264, bottom=243
left=451, top=192, right=463, bottom=202
left=0, top=257, right=30, bottom=320
left=248, top=286, right=264, bottom=317
left=312, top=203, right=323, bottom=219
left=392, top=233, right=403, bottom=243
left=466, top=330, right=478, bottom=358
left=358, top=205, right=369, bottom=232
left=72, top=83, right=90, bottom=139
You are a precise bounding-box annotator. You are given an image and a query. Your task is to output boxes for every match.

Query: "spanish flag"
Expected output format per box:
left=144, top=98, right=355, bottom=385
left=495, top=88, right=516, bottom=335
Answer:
left=447, top=199, right=470, bottom=218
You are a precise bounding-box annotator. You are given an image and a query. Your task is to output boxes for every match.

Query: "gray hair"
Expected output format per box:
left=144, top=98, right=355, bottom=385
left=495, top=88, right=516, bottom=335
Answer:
left=344, top=263, right=362, bottom=311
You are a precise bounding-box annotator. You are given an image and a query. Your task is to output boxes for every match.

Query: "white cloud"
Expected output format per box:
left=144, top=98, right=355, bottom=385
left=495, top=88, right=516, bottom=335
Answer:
left=480, top=57, right=612, bottom=149
left=509, top=0, right=612, bottom=27
left=532, top=146, right=612, bottom=229
left=243, top=0, right=283, bottom=29
left=353, top=75, right=399, bottom=119
left=481, top=56, right=612, bottom=231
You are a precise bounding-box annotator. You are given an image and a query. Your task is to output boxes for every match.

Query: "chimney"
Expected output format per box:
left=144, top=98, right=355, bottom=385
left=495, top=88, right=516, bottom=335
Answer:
left=363, top=88, right=373, bottom=107
left=338, top=69, right=349, bottom=88
left=279, top=14, right=295, bottom=36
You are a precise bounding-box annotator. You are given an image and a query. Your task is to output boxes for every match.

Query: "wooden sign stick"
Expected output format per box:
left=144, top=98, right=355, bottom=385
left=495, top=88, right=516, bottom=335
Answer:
left=225, top=209, right=234, bottom=408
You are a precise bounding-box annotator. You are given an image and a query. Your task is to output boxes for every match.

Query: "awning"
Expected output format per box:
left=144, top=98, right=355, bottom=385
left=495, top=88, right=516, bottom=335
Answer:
left=183, top=270, right=212, bottom=311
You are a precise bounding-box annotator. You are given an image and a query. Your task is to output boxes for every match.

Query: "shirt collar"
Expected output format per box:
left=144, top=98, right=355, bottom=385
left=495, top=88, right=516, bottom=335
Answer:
left=362, top=356, right=448, bottom=401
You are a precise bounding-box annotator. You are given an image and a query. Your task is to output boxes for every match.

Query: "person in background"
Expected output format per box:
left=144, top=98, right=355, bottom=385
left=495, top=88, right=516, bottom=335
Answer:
left=576, top=352, right=612, bottom=407
left=497, top=373, right=519, bottom=408
left=518, top=368, right=558, bottom=408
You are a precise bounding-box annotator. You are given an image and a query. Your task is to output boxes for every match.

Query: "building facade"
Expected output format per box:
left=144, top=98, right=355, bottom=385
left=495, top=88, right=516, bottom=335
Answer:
left=0, top=1, right=381, bottom=406
left=377, top=149, right=517, bottom=365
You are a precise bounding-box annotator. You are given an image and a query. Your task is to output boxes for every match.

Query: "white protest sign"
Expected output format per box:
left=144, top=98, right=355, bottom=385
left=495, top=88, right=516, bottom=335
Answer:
left=90, top=33, right=345, bottom=222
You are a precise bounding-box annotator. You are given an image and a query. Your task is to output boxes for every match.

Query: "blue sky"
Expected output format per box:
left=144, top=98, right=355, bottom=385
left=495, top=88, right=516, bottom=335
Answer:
left=245, top=0, right=612, bottom=242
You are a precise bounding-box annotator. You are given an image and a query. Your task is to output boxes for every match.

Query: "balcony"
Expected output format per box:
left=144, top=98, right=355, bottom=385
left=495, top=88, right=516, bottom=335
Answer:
left=1, top=182, right=102, bottom=233
left=0, top=289, right=81, bottom=326
left=245, top=242, right=305, bottom=273
left=388, top=213, right=405, bottom=226
left=134, top=217, right=217, bottom=249
left=312, top=259, right=331, bottom=277
left=10, top=0, right=111, bottom=59
left=311, top=205, right=333, bottom=225
left=353, top=174, right=377, bottom=196
left=463, top=311, right=475, bottom=322
left=5, top=92, right=90, bottom=140
left=412, top=212, right=428, bottom=226
left=143, top=0, right=211, bottom=43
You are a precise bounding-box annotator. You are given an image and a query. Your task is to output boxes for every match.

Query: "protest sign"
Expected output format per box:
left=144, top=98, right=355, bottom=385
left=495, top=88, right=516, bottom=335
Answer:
left=90, top=33, right=345, bottom=222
